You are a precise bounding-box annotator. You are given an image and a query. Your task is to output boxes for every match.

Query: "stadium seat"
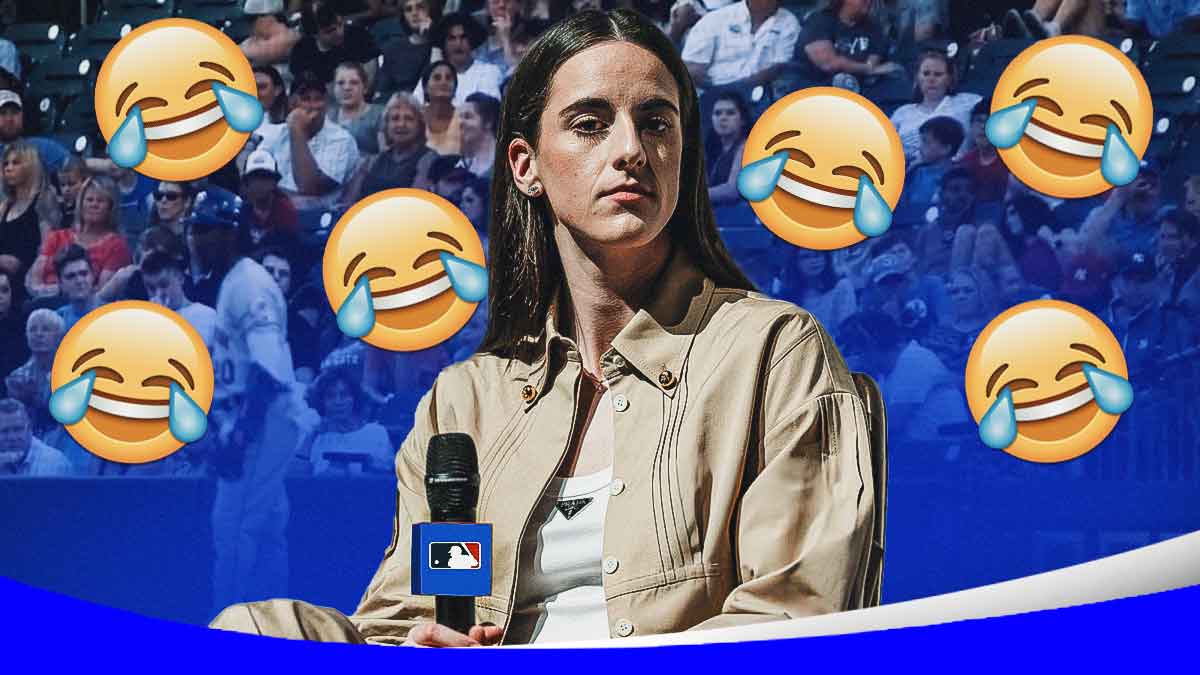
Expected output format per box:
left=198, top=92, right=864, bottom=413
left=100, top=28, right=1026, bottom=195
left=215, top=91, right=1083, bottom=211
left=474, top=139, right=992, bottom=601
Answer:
left=183, top=4, right=241, bottom=29
left=1144, top=32, right=1200, bottom=68
left=22, top=93, right=60, bottom=136
left=52, top=130, right=97, bottom=157
left=4, top=22, right=67, bottom=67
left=26, top=56, right=97, bottom=102
left=68, top=20, right=134, bottom=54
left=1102, top=35, right=1143, bottom=67
left=1144, top=63, right=1200, bottom=115
left=222, top=17, right=254, bottom=44
left=57, top=96, right=99, bottom=133
left=298, top=208, right=338, bottom=248
left=862, top=72, right=915, bottom=116
left=960, top=38, right=1033, bottom=95
left=368, top=16, right=408, bottom=49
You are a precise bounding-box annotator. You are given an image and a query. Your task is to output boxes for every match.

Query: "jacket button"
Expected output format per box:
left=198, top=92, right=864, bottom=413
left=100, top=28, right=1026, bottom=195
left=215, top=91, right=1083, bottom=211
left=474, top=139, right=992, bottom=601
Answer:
left=611, top=354, right=626, bottom=369
left=521, top=384, right=537, bottom=402
left=615, top=619, right=634, bottom=637
left=609, top=478, right=625, bottom=496
left=612, top=393, right=629, bottom=412
left=658, top=369, right=676, bottom=389
left=603, top=556, right=619, bottom=574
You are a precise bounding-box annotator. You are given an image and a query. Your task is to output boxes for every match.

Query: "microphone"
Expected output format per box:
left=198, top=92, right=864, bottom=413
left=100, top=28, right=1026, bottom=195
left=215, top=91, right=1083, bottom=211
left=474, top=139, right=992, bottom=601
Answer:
left=413, top=433, right=492, bottom=635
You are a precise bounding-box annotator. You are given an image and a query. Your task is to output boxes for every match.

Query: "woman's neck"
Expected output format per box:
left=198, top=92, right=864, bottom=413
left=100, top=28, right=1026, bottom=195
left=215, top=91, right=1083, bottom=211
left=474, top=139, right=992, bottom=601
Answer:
left=427, top=99, right=453, bottom=118
left=341, top=99, right=366, bottom=117
left=555, top=228, right=672, bottom=377
left=79, top=219, right=108, bottom=236
left=32, top=351, right=53, bottom=368
left=921, top=94, right=943, bottom=109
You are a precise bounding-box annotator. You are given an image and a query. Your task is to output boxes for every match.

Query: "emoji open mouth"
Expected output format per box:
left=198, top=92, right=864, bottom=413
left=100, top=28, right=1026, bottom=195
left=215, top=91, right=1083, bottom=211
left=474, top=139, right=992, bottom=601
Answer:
left=1019, top=118, right=1103, bottom=178
left=144, top=100, right=230, bottom=160
left=1013, top=381, right=1100, bottom=441
left=372, top=272, right=457, bottom=330
left=777, top=170, right=857, bottom=209
left=86, top=389, right=169, bottom=443
left=773, top=170, right=857, bottom=229
left=1025, top=118, right=1104, bottom=158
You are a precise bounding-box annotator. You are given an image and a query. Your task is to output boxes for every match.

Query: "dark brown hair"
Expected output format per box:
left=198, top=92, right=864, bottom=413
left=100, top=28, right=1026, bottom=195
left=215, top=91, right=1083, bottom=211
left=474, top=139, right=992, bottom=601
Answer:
left=479, top=9, right=754, bottom=356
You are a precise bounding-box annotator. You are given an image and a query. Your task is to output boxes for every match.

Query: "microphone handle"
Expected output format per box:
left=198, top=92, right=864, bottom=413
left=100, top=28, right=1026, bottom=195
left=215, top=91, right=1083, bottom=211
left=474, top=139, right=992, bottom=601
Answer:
left=436, top=596, right=475, bottom=635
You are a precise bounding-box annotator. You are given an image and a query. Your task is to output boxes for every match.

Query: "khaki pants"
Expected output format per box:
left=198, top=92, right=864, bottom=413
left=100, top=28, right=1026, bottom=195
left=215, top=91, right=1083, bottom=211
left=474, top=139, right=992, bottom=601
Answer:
left=210, top=600, right=367, bottom=643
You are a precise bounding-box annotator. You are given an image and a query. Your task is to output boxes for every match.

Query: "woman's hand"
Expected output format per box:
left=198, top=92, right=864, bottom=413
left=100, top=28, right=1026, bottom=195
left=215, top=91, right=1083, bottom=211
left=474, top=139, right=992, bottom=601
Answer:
left=404, top=622, right=503, bottom=647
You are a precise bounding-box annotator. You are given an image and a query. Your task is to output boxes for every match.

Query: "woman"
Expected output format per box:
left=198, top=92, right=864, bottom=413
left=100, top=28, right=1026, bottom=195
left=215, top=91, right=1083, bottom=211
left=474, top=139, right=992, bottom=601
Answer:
left=458, top=92, right=499, bottom=178
left=704, top=91, right=749, bottom=208
left=212, top=9, right=876, bottom=646
left=456, top=175, right=489, bottom=232
left=889, top=50, right=981, bottom=163
left=0, top=269, right=28, bottom=396
left=28, top=175, right=131, bottom=297
left=351, top=93, right=439, bottom=200
left=923, top=267, right=998, bottom=373
left=328, top=61, right=387, bottom=155
left=146, top=181, right=195, bottom=237
left=421, top=61, right=462, bottom=156
left=776, top=248, right=857, bottom=335
left=0, top=142, right=60, bottom=283
left=298, top=366, right=394, bottom=476
left=254, top=65, right=289, bottom=126
left=375, top=0, right=443, bottom=96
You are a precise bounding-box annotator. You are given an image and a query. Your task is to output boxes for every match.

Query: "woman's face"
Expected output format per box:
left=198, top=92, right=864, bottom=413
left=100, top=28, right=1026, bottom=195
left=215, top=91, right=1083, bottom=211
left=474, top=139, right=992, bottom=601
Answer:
left=256, top=72, right=279, bottom=111
left=459, top=185, right=484, bottom=223
left=0, top=274, right=11, bottom=316
left=27, top=316, right=60, bottom=354
left=387, top=103, right=422, bottom=148
left=427, top=64, right=457, bottom=101
left=797, top=250, right=826, bottom=278
left=918, top=57, right=950, bottom=102
left=403, top=0, right=431, bottom=31
left=2, top=153, right=30, bottom=189
left=947, top=272, right=981, bottom=318
left=59, top=168, right=85, bottom=203
left=154, top=182, right=188, bottom=222
left=458, top=102, right=488, bottom=148
left=334, top=67, right=366, bottom=107
left=528, top=42, right=683, bottom=249
left=323, top=379, right=355, bottom=421
left=81, top=186, right=112, bottom=227
left=710, top=99, right=743, bottom=139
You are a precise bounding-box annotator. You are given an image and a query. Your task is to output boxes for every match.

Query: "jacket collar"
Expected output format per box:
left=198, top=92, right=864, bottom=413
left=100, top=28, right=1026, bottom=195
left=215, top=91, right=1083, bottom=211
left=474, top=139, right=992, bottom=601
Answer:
left=519, top=246, right=715, bottom=405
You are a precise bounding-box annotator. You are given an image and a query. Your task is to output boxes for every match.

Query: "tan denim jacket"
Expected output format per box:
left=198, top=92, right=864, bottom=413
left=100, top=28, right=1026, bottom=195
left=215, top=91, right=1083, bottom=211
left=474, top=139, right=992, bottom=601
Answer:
left=350, top=248, right=876, bottom=644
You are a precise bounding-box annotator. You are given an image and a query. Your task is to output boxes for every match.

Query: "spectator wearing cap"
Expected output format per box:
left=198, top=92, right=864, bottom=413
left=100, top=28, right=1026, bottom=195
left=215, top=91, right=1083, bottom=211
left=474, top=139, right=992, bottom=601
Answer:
left=142, top=249, right=217, bottom=346
left=1156, top=208, right=1200, bottom=307
left=4, top=309, right=63, bottom=436
left=240, top=0, right=301, bottom=74
left=955, top=98, right=1009, bottom=205
left=0, top=398, right=72, bottom=477
left=1122, top=0, right=1200, bottom=38
left=238, top=149, right=300, bottom=256
left=289, top=0, right=382, bottom=88
left=414, top=13, right=503, bottom=106
left=889, top=50, right=980, bottom=164
left=53, top=245, right=98, bottom=332
left=864, top=235, right=949, bottom=324
left=0, top=90, right=69, bottom=176
left=419, top=61, right=461, bottom=156
left=681, top=0, right=800, bottom=90
left=349, top=93, right=438, bottom=201
left=1080, top=162, right=1170, bottom=263
left=259, top=71, right=360, bottom=209
left=893, top=116, right=964, bottom=230
left=375, top=0, right=443, bottom=98
left=791, top=0, right=902, bottom=87
left=186, top=187, right=246, bottom=308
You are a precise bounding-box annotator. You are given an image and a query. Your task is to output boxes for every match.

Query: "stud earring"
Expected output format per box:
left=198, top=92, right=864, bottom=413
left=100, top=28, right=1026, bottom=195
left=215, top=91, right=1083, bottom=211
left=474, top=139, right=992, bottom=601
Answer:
left=528, top=184, right=541, bottom=196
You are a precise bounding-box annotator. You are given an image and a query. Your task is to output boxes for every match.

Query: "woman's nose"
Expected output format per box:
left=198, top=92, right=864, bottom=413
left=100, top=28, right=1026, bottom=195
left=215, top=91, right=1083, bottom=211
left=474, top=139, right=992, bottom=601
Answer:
left=611, top=114, right=647, bottom=170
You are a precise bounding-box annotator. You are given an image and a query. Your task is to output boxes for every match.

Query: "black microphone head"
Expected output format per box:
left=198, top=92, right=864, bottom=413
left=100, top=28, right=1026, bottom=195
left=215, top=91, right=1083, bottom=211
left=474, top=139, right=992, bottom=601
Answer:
left=426, top=433, right=479, bottom=522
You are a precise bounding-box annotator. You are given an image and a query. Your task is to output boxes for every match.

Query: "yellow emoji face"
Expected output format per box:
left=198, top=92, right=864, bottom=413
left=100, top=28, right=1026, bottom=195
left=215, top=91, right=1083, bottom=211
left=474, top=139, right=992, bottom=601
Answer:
left=739, top=87, right=905, bottom=250
left=94, top=19, right=261, bottom=181
left=322, top=189, right=487, bottom=351
left=50, top=301, right=214, bottom=464
left=989, top=36, right=1152, bottom=198
left=965, top=300, right=1133, bottom=463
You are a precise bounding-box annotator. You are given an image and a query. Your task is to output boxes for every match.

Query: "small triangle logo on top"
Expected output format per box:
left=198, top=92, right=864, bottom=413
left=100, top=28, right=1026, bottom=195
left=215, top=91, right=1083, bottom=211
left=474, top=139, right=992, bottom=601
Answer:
left=555, top=497, right=593, bottom=520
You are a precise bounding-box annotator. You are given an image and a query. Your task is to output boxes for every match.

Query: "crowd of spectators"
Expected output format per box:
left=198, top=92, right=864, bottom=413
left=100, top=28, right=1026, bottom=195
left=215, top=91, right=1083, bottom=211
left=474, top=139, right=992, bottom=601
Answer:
left=1, top=0, right=1199, bottom=482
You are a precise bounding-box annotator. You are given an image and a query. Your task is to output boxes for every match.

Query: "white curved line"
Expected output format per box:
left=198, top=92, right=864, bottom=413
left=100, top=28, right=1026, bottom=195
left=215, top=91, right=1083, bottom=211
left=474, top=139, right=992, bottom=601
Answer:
left=88, top=393, right=169, bottom=420
left=143, top=105, right=225, bottom=141
left=1014, top=386, right=1095, bottom=422
left=776, top=174, right=857, bottom=209
left=1025, top=122, right=1105, bottom=158
left=372, top=275, right=453, bottom=311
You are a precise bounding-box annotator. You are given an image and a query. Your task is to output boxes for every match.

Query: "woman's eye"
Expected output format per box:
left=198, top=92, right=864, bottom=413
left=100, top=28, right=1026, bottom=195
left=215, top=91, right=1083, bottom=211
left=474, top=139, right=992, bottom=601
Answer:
left=573, top=117, right=606, bottom=134
left=644, top=116, right=672, bottom=134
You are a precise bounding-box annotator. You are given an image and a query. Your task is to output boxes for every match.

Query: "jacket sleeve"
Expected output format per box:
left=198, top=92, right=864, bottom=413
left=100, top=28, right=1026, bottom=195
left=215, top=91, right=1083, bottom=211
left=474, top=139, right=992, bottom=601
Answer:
left=688, top=315, right=876, bottom=631
left=350, top=380, right=440, bottom=645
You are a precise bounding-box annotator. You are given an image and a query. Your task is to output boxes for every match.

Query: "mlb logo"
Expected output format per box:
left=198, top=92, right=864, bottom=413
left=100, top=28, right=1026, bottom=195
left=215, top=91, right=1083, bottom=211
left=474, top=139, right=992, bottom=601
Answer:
left=429, top=542, right=482, bottom=569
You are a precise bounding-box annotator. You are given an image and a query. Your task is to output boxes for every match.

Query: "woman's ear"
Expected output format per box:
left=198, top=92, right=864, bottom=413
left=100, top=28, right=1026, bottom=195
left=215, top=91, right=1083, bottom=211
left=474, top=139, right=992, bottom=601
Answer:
left=508, top=136, right=540, bottom=194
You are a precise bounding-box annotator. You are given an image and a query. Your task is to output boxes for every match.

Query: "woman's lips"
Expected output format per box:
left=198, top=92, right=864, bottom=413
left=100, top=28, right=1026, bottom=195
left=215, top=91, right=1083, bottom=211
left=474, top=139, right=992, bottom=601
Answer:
left=776, top=170, right=857, bottom=209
